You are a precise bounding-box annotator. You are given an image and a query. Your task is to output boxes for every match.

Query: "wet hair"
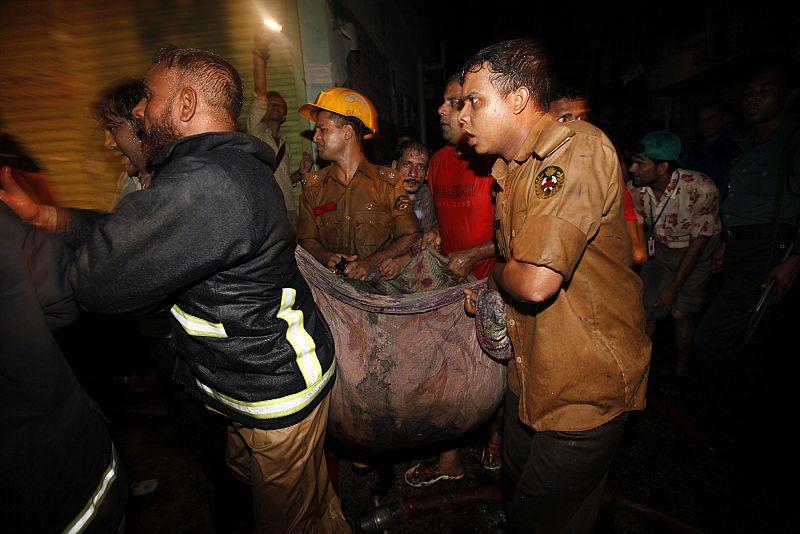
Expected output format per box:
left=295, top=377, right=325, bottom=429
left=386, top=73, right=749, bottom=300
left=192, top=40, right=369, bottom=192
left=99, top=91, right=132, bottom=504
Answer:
left=395, top=140, right=431, bottom=163
left=328, top=111, right=371, bottom=139
left=459, top=38, right=553, bottom=108
left=93, top=78, right=145, bottom=130
left=151, top=47, right=243, bottom=122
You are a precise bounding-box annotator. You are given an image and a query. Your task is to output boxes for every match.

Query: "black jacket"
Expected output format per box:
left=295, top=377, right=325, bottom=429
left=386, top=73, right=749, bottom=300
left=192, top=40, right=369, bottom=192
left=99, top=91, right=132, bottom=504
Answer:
left=0, top=204, right=126, bottom=532
left=67, top=132, right=336, bottom=430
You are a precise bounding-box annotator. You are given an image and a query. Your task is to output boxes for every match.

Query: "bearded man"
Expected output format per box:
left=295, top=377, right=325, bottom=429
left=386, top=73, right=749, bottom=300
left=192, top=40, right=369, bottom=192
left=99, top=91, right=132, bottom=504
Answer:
left=0, top=47, right=350, bottom=534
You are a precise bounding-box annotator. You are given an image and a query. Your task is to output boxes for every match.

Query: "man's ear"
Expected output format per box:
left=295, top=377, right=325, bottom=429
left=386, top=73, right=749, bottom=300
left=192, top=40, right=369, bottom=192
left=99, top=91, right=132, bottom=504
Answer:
left=512, top=86, right=532, bottom=115
left=391, top=160, right=398, bottom=170
left=343, top=124, right=355, bottom=141
left=177, top=87, right=197, bottom=123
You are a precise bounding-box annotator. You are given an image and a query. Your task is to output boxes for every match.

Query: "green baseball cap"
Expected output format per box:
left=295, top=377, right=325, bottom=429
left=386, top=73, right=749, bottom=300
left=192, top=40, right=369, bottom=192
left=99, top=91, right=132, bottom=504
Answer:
left=636, top=131, right=682, bottom=161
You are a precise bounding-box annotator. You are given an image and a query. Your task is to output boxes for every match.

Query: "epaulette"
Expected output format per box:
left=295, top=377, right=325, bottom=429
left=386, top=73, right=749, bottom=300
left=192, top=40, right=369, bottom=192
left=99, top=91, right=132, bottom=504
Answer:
left=300, top=168, right=327, bottom=190
left=376, top=165, right=400, bottom=186
left=530, top=120, right=575, bottom=161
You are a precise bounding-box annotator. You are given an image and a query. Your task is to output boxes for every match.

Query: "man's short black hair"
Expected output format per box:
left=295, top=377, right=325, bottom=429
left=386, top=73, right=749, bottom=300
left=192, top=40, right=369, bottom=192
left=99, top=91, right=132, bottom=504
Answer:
left=459, top=38, right=553, bottom=109
left=152, top=47, right=244, bottom=123
left=395, top=140, right=431, bottom=163
left=328, top=112, right=371, bottom=140
left=93, top=78, right=145, bottom=130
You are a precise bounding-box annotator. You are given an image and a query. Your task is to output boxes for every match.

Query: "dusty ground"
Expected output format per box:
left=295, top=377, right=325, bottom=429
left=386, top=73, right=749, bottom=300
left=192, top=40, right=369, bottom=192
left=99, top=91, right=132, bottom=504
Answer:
left=67, top=313, right=798, bottom=534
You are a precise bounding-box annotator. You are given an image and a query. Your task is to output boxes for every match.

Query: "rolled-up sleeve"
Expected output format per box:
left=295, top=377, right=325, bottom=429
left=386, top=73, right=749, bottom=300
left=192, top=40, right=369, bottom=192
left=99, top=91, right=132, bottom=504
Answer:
left=388, top=178, right=421, bottom=237
left=510, top=136, right=621, bottom=281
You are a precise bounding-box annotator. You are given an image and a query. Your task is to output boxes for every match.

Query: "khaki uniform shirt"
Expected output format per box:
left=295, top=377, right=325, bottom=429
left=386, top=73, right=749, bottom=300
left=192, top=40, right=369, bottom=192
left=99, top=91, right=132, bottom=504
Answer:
left=494, top=115, right=651, bottom=432
left=296, top=160, right=421, bottom=258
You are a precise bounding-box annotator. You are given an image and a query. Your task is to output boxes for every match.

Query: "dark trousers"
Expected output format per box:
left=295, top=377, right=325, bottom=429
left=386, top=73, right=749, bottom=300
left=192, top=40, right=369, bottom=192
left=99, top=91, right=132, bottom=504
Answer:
left=693, top=236, right=793, bottom=436
left=501, top=389, right=628, bottom=534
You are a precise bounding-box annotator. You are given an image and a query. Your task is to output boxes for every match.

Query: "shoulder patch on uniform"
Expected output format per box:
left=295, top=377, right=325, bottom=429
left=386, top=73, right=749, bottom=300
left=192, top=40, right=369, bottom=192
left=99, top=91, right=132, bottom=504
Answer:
left=535, top=166, right=565, bottom=199
left=394, top=195, right=411, bottom=211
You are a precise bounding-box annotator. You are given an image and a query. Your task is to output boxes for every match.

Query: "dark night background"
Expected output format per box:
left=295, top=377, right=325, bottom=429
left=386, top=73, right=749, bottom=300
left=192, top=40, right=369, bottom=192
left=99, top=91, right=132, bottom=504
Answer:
left=401, top=0, right=797, bottom=152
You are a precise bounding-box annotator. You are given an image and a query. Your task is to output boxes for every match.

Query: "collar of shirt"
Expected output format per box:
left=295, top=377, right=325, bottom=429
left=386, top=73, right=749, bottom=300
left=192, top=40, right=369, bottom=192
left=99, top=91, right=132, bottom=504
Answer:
left=641, top=170, right=680, bottom=223
left=324, top=158, right=384, bottom=186
left=491, top=114, right=573, bottom=188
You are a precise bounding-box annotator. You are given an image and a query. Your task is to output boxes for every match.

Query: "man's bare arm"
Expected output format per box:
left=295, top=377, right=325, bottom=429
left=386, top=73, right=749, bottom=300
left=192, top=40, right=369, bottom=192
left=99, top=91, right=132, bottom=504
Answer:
left=343, top=232, right=421, bottom=280
left=491, top=258, right=563, bottom=304
left=445, top=241, right=496, bottom=281
left=361, top=233, right=421, bottom=268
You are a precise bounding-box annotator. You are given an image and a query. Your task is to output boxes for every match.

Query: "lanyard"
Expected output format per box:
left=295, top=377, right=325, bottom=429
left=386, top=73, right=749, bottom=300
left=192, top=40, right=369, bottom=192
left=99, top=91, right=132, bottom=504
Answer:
left=647, top=186, right=675, bottom=232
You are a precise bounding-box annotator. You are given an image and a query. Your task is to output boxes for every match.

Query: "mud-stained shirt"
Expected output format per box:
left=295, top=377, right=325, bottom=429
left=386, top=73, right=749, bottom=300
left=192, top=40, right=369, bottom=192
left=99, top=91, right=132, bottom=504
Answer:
left=296, top=159, right=421, bottom=258
left=493, top=115, right=651, bottom=432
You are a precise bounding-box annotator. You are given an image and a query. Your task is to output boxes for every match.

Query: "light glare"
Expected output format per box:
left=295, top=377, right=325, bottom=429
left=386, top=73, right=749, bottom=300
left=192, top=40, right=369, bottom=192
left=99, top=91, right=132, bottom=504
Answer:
left=263, top=18, right=282, bottom=32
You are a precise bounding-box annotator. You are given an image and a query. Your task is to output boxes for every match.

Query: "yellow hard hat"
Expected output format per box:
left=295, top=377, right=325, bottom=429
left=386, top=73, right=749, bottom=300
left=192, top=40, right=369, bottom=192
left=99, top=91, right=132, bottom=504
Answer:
left=299, top=87, right=378, bottom=139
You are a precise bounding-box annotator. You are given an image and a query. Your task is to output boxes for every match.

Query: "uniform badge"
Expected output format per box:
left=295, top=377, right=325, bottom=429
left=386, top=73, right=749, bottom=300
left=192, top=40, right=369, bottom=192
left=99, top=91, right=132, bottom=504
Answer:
left=394, top=195, right=411, bottom=211
left=535, top=166, right=565, bottom=199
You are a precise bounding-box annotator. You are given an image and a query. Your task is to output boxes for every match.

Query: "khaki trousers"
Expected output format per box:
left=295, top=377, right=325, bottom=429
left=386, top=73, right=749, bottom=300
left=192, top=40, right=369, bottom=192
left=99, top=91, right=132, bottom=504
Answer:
left=226, top=394, right=351, bottom=534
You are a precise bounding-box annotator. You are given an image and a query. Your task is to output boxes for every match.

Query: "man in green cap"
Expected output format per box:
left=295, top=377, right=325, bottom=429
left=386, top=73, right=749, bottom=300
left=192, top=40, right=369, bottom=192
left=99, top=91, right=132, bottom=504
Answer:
left=628, top=131, right=722, bottom=378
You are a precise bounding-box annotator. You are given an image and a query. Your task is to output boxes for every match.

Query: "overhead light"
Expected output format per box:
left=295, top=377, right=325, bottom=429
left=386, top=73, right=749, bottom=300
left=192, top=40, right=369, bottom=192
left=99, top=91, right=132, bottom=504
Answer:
left=263, top=18, right=282, bottom=32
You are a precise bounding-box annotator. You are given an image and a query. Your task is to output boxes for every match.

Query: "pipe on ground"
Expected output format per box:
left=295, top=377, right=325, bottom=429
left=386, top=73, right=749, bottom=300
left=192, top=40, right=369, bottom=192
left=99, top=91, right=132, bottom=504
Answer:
left=354, top=485, right=501, bottom=533
left=355, top=484, right=708, bottom=534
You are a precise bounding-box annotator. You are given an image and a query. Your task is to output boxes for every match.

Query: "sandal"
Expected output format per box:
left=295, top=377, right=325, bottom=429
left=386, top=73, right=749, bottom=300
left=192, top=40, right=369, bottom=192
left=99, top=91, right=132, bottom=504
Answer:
left=480, top=441, right=502, bottom=471
left=404, top=460, right=465, bottom=488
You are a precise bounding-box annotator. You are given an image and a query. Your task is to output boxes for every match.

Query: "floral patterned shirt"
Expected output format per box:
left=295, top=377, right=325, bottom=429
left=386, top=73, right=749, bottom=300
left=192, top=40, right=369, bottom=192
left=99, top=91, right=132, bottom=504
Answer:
left=628, top=169, right=721, bottom=249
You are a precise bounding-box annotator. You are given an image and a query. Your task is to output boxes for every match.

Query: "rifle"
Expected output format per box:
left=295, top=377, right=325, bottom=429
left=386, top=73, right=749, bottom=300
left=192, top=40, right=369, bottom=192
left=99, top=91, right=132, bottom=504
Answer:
left=743, top=240, right=796, bottom=345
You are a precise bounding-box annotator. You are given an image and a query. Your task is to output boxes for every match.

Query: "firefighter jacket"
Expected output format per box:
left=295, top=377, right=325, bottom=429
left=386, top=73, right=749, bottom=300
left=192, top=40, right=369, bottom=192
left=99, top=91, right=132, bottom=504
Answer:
left=65, top=132, right=336, bottom=430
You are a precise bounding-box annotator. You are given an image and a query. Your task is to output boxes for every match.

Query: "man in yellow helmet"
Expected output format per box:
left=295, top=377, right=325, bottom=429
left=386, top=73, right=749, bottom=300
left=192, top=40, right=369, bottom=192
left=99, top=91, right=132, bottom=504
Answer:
left=296, top=87, right=422, bottom=281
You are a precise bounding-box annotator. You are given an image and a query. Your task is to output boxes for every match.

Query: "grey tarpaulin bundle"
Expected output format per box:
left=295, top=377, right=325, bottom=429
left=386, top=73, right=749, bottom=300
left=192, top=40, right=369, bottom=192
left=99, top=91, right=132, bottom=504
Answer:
left=295, top=245, right=507, bottom=452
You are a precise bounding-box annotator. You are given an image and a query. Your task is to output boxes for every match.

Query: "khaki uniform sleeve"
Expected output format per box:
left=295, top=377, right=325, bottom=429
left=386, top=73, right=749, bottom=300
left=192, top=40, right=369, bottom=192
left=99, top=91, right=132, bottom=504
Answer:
left=296, top=174, right=322, bottom=242
left=513, top=135, right=621, bottom=281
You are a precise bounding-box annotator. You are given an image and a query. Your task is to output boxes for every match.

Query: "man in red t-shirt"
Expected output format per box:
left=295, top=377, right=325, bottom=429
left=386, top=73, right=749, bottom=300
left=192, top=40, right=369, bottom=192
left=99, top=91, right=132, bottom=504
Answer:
left=425, top=77, right=497, bottom=282
left=404, top=75, right=502, bottom=488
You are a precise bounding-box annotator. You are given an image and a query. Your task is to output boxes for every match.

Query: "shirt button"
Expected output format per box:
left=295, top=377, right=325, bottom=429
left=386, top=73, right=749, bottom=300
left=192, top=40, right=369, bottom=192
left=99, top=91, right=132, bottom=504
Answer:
left=508, top=319, right=516, bottom=326
left=346, top=215, right=351, bottom=220
left=511, top=230, right=516, bottom=237
left=516, top=356, right=522, bottom=363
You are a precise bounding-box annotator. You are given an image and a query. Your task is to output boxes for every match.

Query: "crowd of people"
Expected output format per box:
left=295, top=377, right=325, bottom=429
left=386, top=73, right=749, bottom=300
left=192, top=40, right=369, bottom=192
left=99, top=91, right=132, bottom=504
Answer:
left=1, top=22, right=798, bottom=534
